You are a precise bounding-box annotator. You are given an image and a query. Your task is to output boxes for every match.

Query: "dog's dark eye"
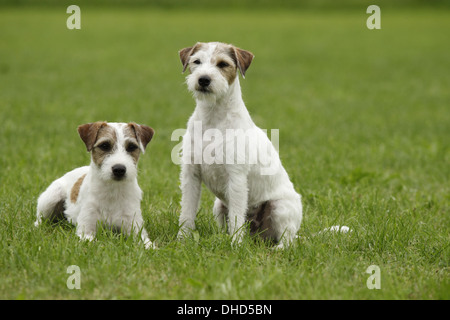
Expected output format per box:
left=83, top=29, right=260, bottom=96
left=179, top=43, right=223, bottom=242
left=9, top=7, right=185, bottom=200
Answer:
left=126, top=143, right=139, bottom=153
left=193, top=59, right=201, bottom=65
left=98, top=142, right=111, bottom=151
left=217, top=61, right=229, bottom=68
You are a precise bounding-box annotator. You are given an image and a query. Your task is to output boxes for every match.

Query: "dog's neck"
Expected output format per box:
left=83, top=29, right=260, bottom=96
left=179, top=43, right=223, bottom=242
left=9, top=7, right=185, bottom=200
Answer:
left=194, top=77, right=250, bottom=126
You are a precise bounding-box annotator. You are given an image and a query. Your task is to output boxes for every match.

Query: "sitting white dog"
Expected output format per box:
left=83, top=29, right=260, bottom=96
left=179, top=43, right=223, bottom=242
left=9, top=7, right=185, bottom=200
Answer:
left=35, top=121, right=156, bottom=249
left=177, top=42, right=303, bottom=248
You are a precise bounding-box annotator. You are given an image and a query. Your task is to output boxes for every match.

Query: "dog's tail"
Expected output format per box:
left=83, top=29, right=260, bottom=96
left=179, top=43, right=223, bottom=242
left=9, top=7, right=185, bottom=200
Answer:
left=35, top=180, right=67, bottom=226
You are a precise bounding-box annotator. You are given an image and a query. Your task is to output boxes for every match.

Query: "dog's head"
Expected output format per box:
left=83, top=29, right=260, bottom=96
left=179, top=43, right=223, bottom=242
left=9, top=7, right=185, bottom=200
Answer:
left=77, top=122, right=154, bottom=182
left=179, top=42, right=254, bottom=100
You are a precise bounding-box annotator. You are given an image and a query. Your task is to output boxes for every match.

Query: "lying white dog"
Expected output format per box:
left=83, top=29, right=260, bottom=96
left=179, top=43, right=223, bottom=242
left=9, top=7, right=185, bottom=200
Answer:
left=35, top=121, right=156, bottom=249
left=177, top=42, right=303, bottom=248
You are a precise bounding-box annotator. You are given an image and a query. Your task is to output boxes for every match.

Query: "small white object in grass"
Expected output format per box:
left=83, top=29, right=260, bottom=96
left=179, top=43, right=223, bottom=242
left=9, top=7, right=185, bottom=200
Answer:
left=319, top=225, right=352, bottom=234
left=293, top=225, right=352, bottom=242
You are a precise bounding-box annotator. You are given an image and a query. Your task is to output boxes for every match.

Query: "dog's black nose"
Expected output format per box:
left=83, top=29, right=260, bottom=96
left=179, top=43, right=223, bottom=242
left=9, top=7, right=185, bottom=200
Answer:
left=198, top=76, right=211, bottom=87
left=112, top=164, right=126, bottom=179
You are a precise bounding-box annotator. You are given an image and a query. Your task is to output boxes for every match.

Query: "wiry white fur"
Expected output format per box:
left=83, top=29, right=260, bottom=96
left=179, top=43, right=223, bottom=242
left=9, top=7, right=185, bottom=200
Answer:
left=178, top=42, right=302, bottom=248
left=35, top=122, right=155, bottom=249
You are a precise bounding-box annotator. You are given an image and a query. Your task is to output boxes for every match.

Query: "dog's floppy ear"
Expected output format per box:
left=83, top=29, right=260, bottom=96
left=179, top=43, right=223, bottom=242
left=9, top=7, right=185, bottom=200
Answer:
left=179, top=42, right=202, bottom=73
left=78, top=121, right=107, bottom=152
left=233, top=46, right=254, bottom=78
left=128, top=123, right=154, bottom=153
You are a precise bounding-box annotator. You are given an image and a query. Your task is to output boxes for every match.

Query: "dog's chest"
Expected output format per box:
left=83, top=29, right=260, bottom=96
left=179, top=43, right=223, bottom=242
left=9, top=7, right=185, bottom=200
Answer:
left=200, top=163, right=228, bottom=201
left=83, top=181, right=141, bottom=215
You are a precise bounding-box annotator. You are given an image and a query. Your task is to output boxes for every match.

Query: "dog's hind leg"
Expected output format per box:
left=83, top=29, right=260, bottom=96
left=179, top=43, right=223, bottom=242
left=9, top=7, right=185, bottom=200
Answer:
left=248, top=196, right=302, bottom=248
left=35, top=180, right=66, bottom=226
left=247, top=201, right=277, bottom=242
left=270, top=195, right=303, bottom=249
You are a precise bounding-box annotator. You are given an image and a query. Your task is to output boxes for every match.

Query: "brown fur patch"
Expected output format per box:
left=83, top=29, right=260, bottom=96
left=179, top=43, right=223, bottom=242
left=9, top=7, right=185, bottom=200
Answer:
left=179, top=42, right=253, bottom=79
left=48, top=199, right=66, bottom=222
left=128, top=123, right=154, bottom=150
left=123, top=124, right=142, bottom=164
left=124, top=123, right=154, bottom=163
left=232, top=46, right=254, bottom=78
left=78, top=122, right=107, bottom=152
left=91, top=125, right=117, bottom=167
left=247, top=201, right=276, bottom=241
left=212, top=45, right=238, bottom=85
left=179, top=42, right=205, bottom=73
left=70, top=174, right=86, bottom=203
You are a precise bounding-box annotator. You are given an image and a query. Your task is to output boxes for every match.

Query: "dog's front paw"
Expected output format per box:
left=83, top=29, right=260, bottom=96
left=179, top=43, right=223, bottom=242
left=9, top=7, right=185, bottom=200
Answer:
left=34, top=217, right=42, bottom=227
left=177, top=224, right=195, bottom=241
left=143, top=238, right=157, bottom=250
left=177, top=229, right=191, bottom=241
left=231, top=229, right=245, bottom=247
left=78, top=233, right=95, bottom=242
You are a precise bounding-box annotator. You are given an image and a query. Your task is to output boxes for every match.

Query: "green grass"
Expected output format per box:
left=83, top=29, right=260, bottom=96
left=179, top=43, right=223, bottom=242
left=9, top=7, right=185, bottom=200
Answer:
left=0, top=6, right=449, bottom=299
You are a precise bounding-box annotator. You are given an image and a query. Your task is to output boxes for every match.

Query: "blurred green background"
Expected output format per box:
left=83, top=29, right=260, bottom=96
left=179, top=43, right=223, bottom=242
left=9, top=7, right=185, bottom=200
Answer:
left=1, top=0, right=449, bottom=9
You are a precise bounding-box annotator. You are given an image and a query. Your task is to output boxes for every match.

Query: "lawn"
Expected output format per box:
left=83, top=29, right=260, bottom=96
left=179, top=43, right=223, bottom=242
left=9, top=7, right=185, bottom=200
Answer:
left=0, top=4, right=448, bottom=300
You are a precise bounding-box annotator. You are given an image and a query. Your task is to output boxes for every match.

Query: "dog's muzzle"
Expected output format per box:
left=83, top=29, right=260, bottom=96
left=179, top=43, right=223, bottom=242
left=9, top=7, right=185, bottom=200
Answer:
left=197, top=76, right=211, bottom=92
left=112, top=164, right=126, bottom=180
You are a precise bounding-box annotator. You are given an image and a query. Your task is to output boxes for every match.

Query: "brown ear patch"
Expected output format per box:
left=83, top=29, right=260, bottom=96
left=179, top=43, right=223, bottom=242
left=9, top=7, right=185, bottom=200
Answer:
left=179, top=42, right=204, bottom=73
left=233, top=47, right=254, bottom=78
left=78, top=122, right=107, bottom=152
left=127, top=123, right=154, bottom=152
